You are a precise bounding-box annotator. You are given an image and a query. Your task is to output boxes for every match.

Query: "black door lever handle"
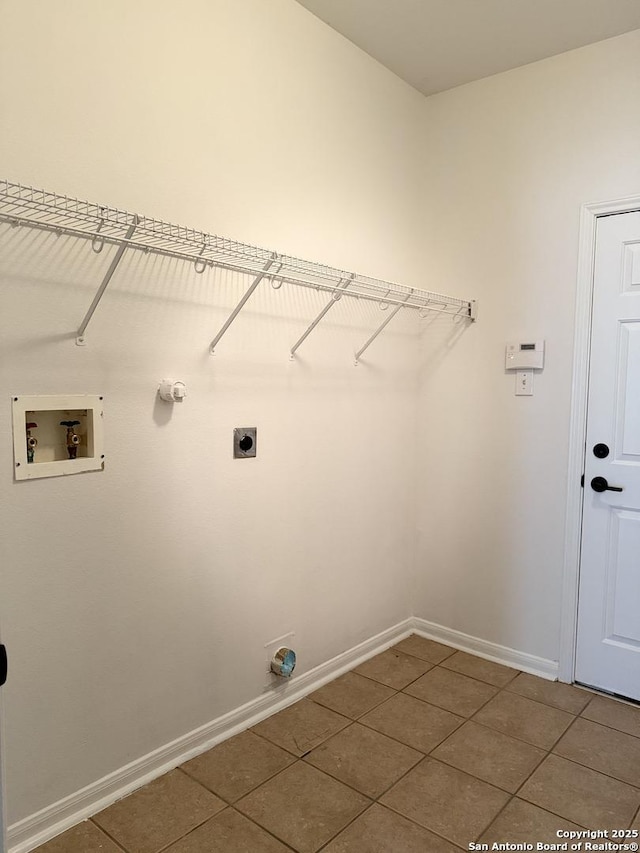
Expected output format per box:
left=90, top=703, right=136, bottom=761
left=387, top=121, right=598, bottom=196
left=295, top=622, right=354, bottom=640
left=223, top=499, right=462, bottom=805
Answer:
left=591, top=476, right=623, bottom=493
left=0, top=644, right=6, bottom=686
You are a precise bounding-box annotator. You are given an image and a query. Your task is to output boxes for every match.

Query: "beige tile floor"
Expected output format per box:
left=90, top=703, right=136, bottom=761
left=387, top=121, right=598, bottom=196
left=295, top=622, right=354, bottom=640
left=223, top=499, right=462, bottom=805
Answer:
left=35, top=635, right=640, bottom=852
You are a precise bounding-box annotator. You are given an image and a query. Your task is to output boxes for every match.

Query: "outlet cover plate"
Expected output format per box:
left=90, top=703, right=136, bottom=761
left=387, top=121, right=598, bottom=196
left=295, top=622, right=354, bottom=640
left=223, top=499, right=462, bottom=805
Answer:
left=234, top=427, right=257, bottom=458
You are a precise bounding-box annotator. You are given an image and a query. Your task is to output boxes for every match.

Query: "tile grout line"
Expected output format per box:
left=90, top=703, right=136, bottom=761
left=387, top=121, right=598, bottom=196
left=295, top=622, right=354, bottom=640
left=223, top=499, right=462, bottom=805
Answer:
left=152, top=809, right=226, bottom=853
left=355, top=698, right=467, bottom=755
left=472, top=689, right=573, bottom=833
left=351, top=665, right=437, bottom=693
left=304, top=794, right=372, bottom=853
left=496, top=689, right=580, bottom=717
left=470, top=794, right=519, bottom=846
left=248, top=698, right=355, bottom=757
left=176, top=750, right=295, bottom=808
left=377, top=781, right=485, bottom=851
left=225, top=806, right=300, bottom=853
left=401, top=671, right=502, bottom=717
left=579, top=708, right=640, bottom=740
left=316, top=800, right=469, bottom=853
left=302, top=724, right=427, bottom=804
left=508, top=732, right=640, bottom=828
left=543, top=708, right=640, bottom=790
left=306, top=685, right=398, bottom=721
left=544, top=746, right=640, bottom=792
left=440, top=666, right=520, bottom=691
left=466, top=709, right=574, bottom=752
left=430, top=722, right=548, bottom=796
left=233, top=752, right=372, bottom=853
left=86, top=818, right=131, bottom=853
left=398, top=647, right=524, bottom=690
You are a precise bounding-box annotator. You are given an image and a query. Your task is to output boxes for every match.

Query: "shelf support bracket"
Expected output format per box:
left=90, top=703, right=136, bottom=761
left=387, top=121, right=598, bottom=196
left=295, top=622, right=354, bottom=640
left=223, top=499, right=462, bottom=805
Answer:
left=290, top=275, right=354, bottom=358
left=209, top=253, right=278, bottom=354
left=354, top=290, right=414, bottom=366
left=76, top=217, right=139, bottom=345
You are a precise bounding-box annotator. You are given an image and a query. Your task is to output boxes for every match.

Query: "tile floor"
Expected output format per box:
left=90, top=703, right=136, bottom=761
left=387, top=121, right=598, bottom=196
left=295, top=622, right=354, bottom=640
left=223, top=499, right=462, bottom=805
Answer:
left=35, top=635, right=640, bottom=852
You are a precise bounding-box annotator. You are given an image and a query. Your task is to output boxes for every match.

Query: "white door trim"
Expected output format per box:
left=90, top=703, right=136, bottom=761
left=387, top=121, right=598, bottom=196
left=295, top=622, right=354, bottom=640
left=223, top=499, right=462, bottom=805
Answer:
left=0, top=691, right=6, bottom=853
left=560, top=193, right=640, bottom=684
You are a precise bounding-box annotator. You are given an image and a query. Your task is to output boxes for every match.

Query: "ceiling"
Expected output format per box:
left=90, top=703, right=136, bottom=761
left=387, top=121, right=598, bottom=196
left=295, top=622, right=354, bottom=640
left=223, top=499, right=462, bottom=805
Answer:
left=295, top=0, right=640, bottom=95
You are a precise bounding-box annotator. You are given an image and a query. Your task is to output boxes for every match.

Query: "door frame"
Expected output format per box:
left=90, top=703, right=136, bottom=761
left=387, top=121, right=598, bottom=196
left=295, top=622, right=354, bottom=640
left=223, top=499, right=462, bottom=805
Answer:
left=560, top=193, right=640, bottom=684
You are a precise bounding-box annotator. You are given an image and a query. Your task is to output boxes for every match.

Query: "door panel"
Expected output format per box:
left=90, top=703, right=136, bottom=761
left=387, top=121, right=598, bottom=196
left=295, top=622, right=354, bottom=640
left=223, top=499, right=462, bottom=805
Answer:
left=622, top=241, right=640, bottom=290
left=606, top=510, right=640, bottom=646
left=576, top=211, right=640, bottom=700
left=619, top=324, right=640, bottom=457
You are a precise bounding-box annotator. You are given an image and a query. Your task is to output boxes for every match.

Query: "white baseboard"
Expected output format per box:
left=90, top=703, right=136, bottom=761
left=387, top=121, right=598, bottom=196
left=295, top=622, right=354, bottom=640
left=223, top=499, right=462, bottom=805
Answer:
left=8, top=619, right=413, bottom=853
left=411, top=617, right=559, bottom=680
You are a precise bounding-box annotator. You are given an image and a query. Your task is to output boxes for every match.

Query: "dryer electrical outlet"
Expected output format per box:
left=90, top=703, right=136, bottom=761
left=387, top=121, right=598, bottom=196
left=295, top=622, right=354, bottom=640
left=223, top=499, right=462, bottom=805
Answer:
left=234, top=427, right=257, bottom=458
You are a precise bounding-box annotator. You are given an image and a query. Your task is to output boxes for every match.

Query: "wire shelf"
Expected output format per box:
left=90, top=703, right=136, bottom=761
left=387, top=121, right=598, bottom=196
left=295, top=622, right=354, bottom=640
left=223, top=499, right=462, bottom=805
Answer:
left=0, top=179, right=476, bottom=356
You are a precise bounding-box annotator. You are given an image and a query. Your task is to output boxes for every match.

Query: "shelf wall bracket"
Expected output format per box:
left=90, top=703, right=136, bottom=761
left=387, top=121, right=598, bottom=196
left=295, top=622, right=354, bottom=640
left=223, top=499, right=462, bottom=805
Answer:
left=289, top=274, right=355, bottom=359
left=209, top=253, right=278, bottom=354
left=354, top=290, right=414, bottom=366
left=76, top=216, right=139, bottom=345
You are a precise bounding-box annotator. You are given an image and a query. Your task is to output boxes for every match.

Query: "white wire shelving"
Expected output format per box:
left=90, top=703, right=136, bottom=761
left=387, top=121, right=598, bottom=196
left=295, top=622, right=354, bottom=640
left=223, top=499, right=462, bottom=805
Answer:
left=0, top=180, right=477, bottom=362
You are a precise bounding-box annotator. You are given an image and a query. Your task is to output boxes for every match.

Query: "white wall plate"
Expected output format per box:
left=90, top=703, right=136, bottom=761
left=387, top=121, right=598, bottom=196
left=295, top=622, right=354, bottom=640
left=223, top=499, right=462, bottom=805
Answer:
left=12, top=395, right=105, bottom=481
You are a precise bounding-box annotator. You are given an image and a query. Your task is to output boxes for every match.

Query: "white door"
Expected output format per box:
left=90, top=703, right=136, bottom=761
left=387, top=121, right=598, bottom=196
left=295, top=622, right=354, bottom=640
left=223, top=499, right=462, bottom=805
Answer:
left=575, top=210, right=640, bottom=701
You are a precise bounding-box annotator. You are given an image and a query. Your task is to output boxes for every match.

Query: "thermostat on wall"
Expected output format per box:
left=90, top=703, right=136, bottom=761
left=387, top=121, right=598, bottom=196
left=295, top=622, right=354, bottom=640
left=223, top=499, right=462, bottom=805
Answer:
left=505, top=340, right=545, bottom=370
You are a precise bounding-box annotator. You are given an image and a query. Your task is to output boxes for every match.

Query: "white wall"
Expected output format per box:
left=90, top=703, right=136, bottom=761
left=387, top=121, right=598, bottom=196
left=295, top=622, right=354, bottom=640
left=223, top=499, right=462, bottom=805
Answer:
left=0, top=0, right=426, bottom=825
left=415, top=30, right=640, bottom=661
